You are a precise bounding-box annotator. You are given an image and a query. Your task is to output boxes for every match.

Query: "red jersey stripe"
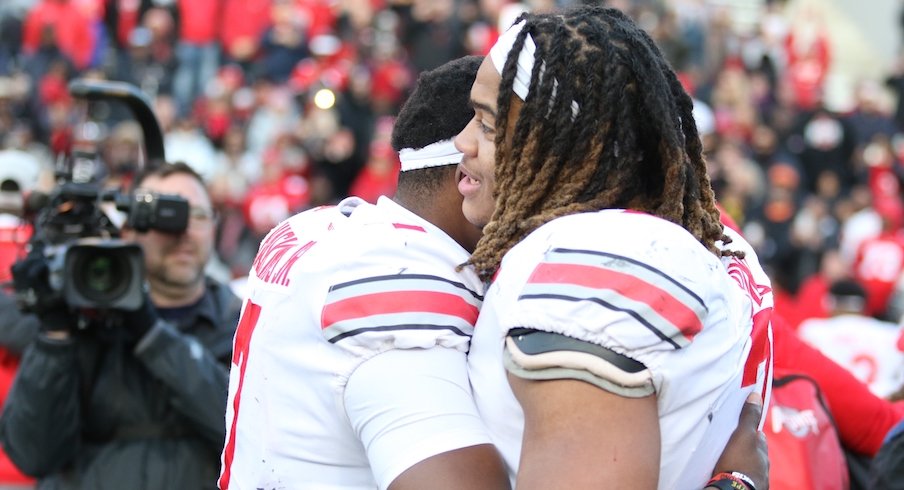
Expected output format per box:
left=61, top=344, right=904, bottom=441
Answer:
left=322, top=290, right=479, bottom=329
left=392, top=223, right=427, bottom=232
left=528, top=262, right=704, bottom=340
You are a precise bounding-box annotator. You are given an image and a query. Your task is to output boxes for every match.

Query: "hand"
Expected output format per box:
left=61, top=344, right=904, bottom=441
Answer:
left=10, top=254, right=72, bottom=333
left=120, top=288, right=160, bottom=339
left=712, top=392, right=769, bottom=490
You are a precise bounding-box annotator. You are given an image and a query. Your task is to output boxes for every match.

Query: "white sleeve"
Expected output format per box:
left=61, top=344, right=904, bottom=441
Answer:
left=344, top=346, right=493, bottom=490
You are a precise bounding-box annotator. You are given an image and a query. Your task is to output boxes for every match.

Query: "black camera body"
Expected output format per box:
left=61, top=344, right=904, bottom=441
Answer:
left=124, top=190, right=192, bottom=234
left=13, top=79, right=184, bottom=318
left=59, top=239, right=145, bottom=310
left=25, top=183, right=189, bottom=313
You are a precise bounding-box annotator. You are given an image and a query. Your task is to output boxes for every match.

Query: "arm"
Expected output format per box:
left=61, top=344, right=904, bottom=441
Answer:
left=345, top=347, right=510, bottom=490
left=709, top=393, right=769, bottom=490
left=510, top=375, right=659, bottom=489
left=509, top=361, right=768, bottom=490
left=0, top=336, right=81, bottom=476
left=391, top=445, right=509, bottom=490
left=134, top=320, right=232, bottom=447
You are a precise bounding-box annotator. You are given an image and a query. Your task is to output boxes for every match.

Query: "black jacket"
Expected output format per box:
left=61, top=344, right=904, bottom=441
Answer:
left=0, top=278, right=241, bottom=490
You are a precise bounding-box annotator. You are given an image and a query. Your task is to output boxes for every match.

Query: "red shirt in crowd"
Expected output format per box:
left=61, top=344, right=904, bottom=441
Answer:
left=852, top=230, right=904, bottom=318
left=177, top=0, right=220, bottom=44
left=22, top=0, right=95, bottom=69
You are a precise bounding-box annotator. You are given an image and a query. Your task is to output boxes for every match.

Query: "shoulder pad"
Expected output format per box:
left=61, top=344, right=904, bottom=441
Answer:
left=504, top=328, right=654, bottom=398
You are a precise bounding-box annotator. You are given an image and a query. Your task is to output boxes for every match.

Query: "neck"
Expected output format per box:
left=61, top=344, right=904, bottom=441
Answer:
left=393, top=184, right=480, bottom=253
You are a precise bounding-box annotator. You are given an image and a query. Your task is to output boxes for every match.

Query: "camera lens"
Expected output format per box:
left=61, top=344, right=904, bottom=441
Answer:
left=72, top=250, right=131, bottom=304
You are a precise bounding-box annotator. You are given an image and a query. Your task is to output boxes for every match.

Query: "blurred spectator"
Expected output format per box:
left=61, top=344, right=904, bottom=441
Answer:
left=852, top=211, right=904, bottom=320
left=0, top=2, right=28, bottom=75
left=210, top=124, right=259, bottom=201
left=886, top=50, right=904, bottom=131
left=707, top=138, right=766, bottom=225
left=219, top=0, right=271, bottom=70
left=108, top=7, right=179, bottom=99
left=103, top=0, right=155, bottom=54
left=399, top=0, right=468, bottom=73
left=790, top=247, right=850, bottom=329
left=21, top=0, right=95, bottom=71
left=242, top=153, right=310, bottom=239
left=164, top=117, right=218, bottom=181
left=784, top=7, right=831, bottom=111
left=108, top=26, right=174, bottom=98
left=348, top=117, right=399, bottom=203
left=790, top=106, right=858, bottom=197
left=847, top=80, right=897, bottom=148
left=790, top=195, right=840, bottom=288
left=172, top=0, right=220, bottom=116
left=255, top=0, right=310, bottom=84
left=798, top=279, right=904, bottom=398
left=246, top=83, right=299, bottom=158
left=710, top=64, right=758, bottom=141
left=744, top=161, right=803, bottom=291
left=839, top=185, right=885, bottom=264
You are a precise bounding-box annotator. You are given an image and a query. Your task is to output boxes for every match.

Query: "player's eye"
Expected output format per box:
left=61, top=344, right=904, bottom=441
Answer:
left=478, top=119, right=494, bottom=135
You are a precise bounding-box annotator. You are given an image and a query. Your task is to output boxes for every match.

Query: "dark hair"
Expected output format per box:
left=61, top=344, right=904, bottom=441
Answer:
left=468, top=6, right=730, bottom=280
left=391, top=55, right=484, bottom=152
left=132, top=161, right=207, bottom=193
left=828, top=279, right=867, bottom=300
left=392, top=56, right=483, bottom=199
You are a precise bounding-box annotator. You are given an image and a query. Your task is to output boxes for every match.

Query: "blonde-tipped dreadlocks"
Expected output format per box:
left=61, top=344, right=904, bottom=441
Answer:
left=468, top=6, right=733, bottom=281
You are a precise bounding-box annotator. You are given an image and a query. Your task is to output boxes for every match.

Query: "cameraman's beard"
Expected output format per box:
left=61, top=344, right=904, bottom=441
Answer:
left=148, top=246, right=210, bottom=294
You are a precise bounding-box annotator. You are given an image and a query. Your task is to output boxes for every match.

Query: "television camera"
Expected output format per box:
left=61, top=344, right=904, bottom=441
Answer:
left=13, top=80, right=189, bottom=323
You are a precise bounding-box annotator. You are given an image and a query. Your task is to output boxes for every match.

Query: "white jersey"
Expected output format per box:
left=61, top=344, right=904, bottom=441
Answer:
left=719, top=226, right=775, bottom=414
left=798, top=314, right=904, bottom=397
left=220, top=196, right=491, bottom=490
left=469, top=210, right=767, bottom=490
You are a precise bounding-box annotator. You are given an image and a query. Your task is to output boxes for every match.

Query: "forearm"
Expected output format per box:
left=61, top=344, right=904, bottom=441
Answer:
left=134, top=320, right=230, bottom=446
left=0, top=336, right=81, bottom=476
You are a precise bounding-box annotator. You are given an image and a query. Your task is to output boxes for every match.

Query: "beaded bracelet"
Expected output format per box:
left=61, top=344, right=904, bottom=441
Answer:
left=705, top=471, right=756, bottom=490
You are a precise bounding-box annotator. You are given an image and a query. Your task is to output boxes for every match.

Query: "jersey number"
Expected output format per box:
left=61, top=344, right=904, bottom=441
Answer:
left=218, top=299, right=262, bottom=490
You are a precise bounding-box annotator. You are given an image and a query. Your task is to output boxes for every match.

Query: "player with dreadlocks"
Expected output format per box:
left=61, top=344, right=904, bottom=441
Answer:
left=219, top=56, right=511, bottom=490
left=219, top=50, right=768, bottom=490
left=458, top=6, right=772, bottom=490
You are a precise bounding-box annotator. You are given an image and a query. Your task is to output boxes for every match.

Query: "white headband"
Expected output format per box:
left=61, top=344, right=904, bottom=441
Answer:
left=398, top=139, right=463, bottom=172
left=488, top=20, right=580, bottom=118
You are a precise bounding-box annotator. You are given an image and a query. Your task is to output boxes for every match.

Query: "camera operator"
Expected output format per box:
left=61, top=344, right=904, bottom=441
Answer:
left=0, top=162, right=241, bottom=489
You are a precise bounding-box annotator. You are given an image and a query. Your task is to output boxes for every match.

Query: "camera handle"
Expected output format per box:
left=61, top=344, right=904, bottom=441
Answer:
left=67, top=79, right=166, bottom=164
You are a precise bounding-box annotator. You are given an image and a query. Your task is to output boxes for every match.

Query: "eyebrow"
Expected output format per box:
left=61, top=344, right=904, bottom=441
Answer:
left=469, top=99, right=497, bottom=119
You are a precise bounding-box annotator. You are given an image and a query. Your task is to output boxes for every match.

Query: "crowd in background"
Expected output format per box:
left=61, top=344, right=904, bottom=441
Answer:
left=0, top=0, right=903, bottom=488
left=0, top=0, right=903, bottom=324
left=0, top=0, right=904, bottom=486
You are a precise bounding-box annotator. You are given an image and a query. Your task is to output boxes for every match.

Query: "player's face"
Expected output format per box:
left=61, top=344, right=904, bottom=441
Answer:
left=125, top=173, right=214, bottom=300
left=455, top=58, right=502, bottom=229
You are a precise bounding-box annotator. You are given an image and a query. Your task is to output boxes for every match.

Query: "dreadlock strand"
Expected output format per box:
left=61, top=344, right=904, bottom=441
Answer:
left=470, top=7, right=732, bottom=281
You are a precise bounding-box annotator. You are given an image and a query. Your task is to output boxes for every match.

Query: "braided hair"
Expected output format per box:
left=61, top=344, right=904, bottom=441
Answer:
left=468, top=6, right=732, bottom=281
